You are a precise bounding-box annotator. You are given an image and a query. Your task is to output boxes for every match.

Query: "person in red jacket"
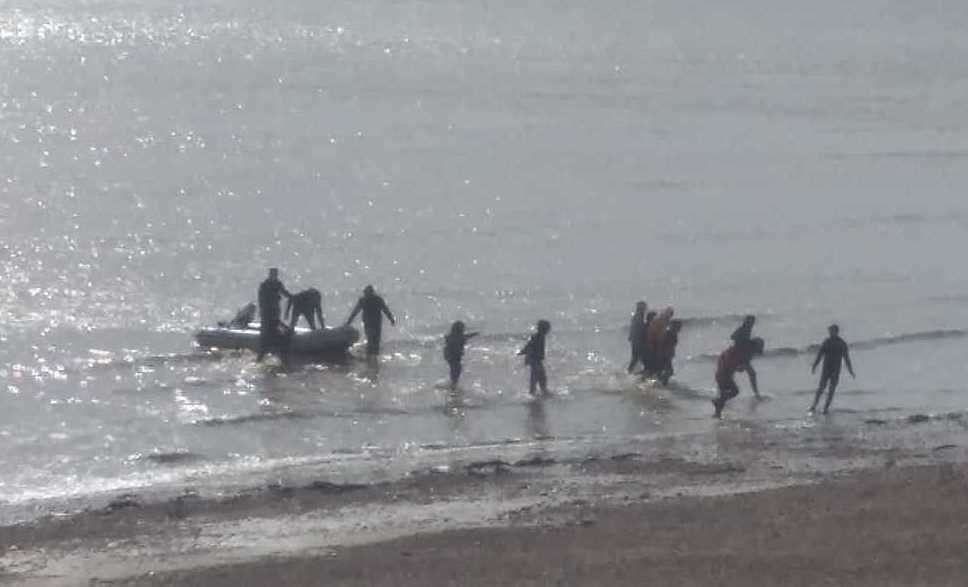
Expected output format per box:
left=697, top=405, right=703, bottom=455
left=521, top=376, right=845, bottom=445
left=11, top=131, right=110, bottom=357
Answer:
left=712, top=337, right=764, bottom=418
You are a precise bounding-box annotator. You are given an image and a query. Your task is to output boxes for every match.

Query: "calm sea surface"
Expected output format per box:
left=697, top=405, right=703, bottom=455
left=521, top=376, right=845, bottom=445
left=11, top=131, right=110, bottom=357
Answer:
left=3, top=0, right=968, bottom=516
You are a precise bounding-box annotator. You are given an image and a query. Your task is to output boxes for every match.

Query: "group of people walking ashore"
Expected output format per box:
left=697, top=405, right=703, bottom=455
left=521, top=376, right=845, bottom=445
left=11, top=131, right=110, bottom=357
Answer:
left=239, top=268, right=855, bottom=419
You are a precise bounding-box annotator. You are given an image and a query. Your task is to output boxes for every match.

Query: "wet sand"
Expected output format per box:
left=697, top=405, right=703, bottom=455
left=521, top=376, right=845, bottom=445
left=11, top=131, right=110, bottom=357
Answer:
left=4, top=444, right=968, bottom=587
left=102, top=464, right=968, bottom=587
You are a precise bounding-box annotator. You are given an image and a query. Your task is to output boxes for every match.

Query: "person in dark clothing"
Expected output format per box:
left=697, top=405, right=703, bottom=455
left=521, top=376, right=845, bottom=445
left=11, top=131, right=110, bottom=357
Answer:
left=345, top=285, right=396, bottom=355
left=810, top=324, right=855, bottom=414
left=713, top=337, right=764, bottom=418
left=286, top=288, right=325, bottom=330
left=444, top=321, right=479, bottom=389
left=219, top=303, right=256, bottom=329
left=519, top=320, right=551, bottom=395
left=656, top=319, right=683, bottom=385
left=627, top=301, right=649, bottom=373
left=256, top=268, right=292, bottom=364
left=640, top=311, right=658, bottom=374
left=731, top=315, right=756, bottom=347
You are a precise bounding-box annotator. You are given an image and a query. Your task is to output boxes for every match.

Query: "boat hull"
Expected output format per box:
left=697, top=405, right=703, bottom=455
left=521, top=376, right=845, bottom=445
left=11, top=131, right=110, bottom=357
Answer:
left=194, top=324, right=360, bottom=356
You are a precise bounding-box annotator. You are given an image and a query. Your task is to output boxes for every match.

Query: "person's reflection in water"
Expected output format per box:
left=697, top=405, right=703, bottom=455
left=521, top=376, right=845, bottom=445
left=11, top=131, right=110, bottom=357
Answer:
left=444, top=388, right=468, bottom=437
left=444, top=388, right=464, bottom=414
left=527, top=399, right=549, bottom=440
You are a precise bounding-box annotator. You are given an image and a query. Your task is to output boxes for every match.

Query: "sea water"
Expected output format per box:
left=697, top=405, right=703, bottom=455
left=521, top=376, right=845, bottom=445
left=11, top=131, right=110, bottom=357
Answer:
left=3, top=0, right=968, bottom=518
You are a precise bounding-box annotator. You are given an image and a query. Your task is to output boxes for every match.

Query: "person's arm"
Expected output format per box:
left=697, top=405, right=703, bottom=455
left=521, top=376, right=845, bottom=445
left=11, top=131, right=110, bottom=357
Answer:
left=746, top=363, right=760, bottom=398
left=345, top=300, right=362, bottom=326
left=381, top=300, right=396, bottom=326
left=844, top=345, right=855, bottom=378
left=466, top=332, right=479, bottom=340
left=280, top=284, right=292, bottom=298
left=811, top=345, right=823, bottom=373
left=285, top=297, right=294, bottom=322
left=316, top=303, right=325, bottom=329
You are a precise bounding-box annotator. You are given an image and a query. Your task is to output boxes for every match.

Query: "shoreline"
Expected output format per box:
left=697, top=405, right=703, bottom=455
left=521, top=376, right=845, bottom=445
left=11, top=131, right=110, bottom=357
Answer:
left=3, top=415, right=968, bottom=586
left=5, top=400, right=965, bottom=527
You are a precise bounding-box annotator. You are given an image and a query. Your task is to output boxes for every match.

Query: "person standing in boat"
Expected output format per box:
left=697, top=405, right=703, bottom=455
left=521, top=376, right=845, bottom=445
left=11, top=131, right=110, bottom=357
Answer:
left=256, top=268, right=292, bottom=364
left=345, top=285, right=396, bottom=355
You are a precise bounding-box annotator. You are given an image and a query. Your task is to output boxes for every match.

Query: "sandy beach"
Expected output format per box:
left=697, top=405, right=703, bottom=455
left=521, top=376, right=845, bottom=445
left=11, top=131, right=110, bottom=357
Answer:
left=105, top=465, right=968, bottom=587
left=4, top=417, right=968, bottom=587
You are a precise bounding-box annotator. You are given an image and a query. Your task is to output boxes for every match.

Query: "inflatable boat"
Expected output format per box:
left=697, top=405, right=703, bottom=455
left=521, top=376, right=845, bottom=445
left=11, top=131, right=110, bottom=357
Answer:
left=194, top=324, right=360, bottom=356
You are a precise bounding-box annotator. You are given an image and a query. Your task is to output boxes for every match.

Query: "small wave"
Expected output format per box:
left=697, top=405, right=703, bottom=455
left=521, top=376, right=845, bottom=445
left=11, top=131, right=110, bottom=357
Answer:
left=688, top=329, right=968, bottom=362
left=852, top=329, right=968, bottom=350
left=680, top=313, right=753, bottom=327
left=195, top=411, right=314, bottom=427
left=865, top=410, right=967, bottom=427
left=906, top=412, right=965, bottom=425
left=926, top=293, right=968, bottom=305
left=791, top=388, right=878, bottom=397
left=384, top=331, right=549, bottom=352
left=138, top=451, right=205, bottom=465
left=267, top=480, right=370, bottom=496
left=82, top=350, right=226, bottom=373
left=465, top=459, right=512, bottom=476
left=390, top=315, right=756, bottom=352
left=514, top=455, right=557, bottom=467
left=354, top=406, right=413, bottom=416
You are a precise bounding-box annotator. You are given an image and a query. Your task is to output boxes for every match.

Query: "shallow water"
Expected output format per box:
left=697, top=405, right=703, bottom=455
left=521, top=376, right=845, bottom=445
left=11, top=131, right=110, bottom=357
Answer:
left=3, top=0, right=968, bottom=516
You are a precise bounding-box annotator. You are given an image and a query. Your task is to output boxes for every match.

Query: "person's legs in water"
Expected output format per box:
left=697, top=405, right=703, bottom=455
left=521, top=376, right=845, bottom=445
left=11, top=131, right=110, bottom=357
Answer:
left=259, top=319, right=290, bottom=365
left=529, top=362, right=548, bottom=395
left=810, top=373, right=830, bottom=413
left=277, top=323, right=293, bottom=367
left=658, top=357, right=674, bottom=385
left=713, top=376, right=739, bottom=418
left=627, top=347, right=640, bottom=373
left=364, top=324, right=382, bottom=355
left=257, top=318, right=277, bottom=362
left=628, top=340, right=647, bottom=373
left=448, top=359, right=462, bottom=389
left=641, top=350, right=656, bottom=378
left=822, top=368, right=841, bottom=414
